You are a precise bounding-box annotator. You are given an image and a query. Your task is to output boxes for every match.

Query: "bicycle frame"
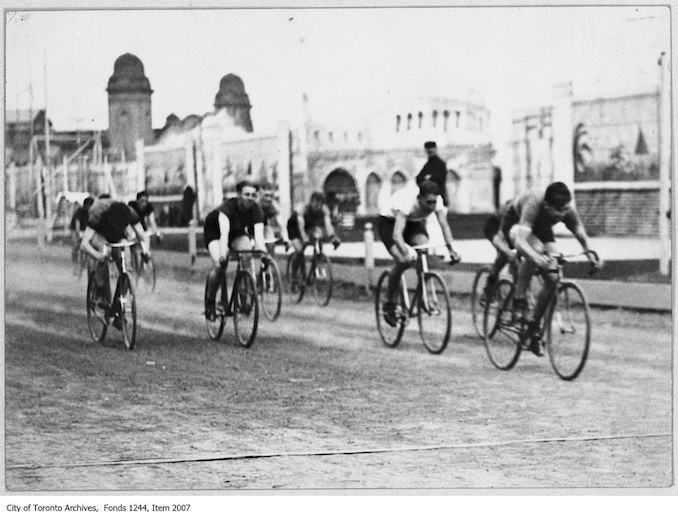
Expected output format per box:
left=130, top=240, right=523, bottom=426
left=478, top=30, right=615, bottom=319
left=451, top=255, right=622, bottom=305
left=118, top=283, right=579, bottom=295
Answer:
left=219, top=249, right=267, bottom=316
left=397, top=247, right=437, bottom=321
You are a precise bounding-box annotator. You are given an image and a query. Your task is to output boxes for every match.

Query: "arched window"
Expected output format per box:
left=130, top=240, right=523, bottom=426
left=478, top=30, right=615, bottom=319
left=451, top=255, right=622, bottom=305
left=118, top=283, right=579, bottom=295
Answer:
left=313, top=130, right=320, bottom=142
left=396, top=115, right=401, bottom=132
left=390, top=170, right=408, bottom=192
left=443, top=110, right=450, bottom=132
left=344, top=132, right=348, bottom=143
left=406, top=113, right=412, bottom=130
left=418, top=111, right=423, bottom=129
left=328, top=131, right=334, bottom=142
left=357, top=131, right=363, bottom=142
left=432, top=110, right=438, bottom=128
left=455, top=111, right=460, bottom=128
left=365, top=173, right=382, bottom=215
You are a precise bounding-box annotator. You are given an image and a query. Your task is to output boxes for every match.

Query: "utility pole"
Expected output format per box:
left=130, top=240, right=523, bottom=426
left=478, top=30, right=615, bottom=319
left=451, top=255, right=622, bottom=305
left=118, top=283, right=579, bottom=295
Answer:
left=43, top=48, right=53, bottom=242
left=657, top=51, right=671, bottom=276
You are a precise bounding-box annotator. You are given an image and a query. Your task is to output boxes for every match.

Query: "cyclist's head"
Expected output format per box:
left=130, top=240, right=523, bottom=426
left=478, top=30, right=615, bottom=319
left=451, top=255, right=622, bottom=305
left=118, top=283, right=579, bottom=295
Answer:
left=236, top=180, right=259, bottom=207
left=136, top=190, right=149, bottom=209
left=310, top=191, right=325, bottom=209
left=107, top=202, right=132, bottom=234
left=424, top=140, right=438, bottom=158
left=83, top=197, right=94, bottom=208
left=260, top=183, right=275, bottom=203
left=543, top=181, right=572, bottom=221
left=417, top=180, right=441, bottom=213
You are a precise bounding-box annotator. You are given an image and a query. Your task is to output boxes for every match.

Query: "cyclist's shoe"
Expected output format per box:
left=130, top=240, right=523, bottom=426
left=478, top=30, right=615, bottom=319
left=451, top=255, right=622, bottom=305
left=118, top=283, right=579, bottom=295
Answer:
left=383, top=301, right=398, bottom=327
left=525, top=321, right=544, bottom=357
left=512, top=297, right=529, bottom=323
left=479, top=276, right=498, bottom=307
left=112, top=314, right=122, bottom=331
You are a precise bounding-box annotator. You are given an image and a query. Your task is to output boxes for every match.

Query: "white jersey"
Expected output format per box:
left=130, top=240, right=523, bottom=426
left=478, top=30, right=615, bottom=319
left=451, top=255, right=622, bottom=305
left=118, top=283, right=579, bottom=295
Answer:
left=380, top=185, right=445, bottom=221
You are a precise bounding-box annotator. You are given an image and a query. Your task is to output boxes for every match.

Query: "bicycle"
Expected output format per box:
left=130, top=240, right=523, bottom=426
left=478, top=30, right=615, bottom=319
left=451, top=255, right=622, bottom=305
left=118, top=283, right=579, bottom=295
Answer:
left=285, top=236, right=336, bottom=307
left=375, top=244, right=452, bottom=354
left=86, top=240, right=137, bottom=350
left=204, top=249, right=263, bottom=348
left=471, top=258, right=519, bottom=338
left=257, top=238, right=284, bottom=321
left=482, top=250, right=599, bottom=381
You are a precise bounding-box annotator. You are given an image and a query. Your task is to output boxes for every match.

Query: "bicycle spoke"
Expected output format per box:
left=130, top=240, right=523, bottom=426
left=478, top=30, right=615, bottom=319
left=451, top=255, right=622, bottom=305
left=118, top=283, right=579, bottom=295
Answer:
left=483, top=279, right=521, bottom=370
left=417, top=273, right=451, bottom=354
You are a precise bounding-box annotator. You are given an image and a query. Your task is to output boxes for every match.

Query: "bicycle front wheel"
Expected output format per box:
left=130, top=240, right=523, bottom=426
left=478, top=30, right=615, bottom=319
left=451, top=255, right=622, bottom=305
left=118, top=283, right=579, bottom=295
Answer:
left=375, top=270, right=406, bottom=348
left=547, top=281, right=591, bottom=381
left=285, top=252, right=306, bottom=304
left=483, top=279, right=521, bottom=370
left=417, top=272, right=451, bottom=354
left=259, top=258, right=282, bottom=321
left=204, top=274, right=225, bottom=340
left=86, top=271, right=109, bottom=344
left=233, top=271, right=259, bottom=348
left=311, top=253, right=333, bottom=306
left=119, top=275, right=137, bottom=350
left=471, top=267, right=492, bottom=338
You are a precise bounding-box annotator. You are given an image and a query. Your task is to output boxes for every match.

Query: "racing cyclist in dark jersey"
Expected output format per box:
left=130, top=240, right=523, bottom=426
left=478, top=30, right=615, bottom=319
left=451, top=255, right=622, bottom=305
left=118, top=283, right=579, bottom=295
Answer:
left=258, top=183, right=290, bottom=248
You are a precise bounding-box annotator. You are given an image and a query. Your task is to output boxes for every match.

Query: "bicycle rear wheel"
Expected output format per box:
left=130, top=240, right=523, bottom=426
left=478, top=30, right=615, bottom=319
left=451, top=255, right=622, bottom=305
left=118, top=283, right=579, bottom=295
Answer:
left=471, top=267, right=491, bottom=338
left=204, top=274, right=225, bottom=340
left=311, top=253, right=333, bottom=306
left=483, top=279, right=521, bottom=370
left=417, top=272, right=451, bottom=354
left=86, top=271, right=109, bottom=344
left=375, top=270, right=406, bottom=348
left=233, top=270, right=259, bottom=348
left=547, top=281, right=591, bottom=381
left=119, top=274, right=137, bottom=350
left=259, top=258, right=282, bottom=321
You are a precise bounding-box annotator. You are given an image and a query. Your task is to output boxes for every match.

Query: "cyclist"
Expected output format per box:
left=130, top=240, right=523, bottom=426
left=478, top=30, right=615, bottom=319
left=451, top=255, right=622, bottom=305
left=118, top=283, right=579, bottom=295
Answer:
left=481, top=199, right=518, bottom=300
left=128, top=190, right=162, bottom=260
left=258, top=183, right=290, bottom=247
left=377, top=180, right=461, bottom=327
left=80, top=198, right=150, bottom=330
left=505, top=181, right=602, bottom=355
left=203, top=180, right=267, bottom=319
left=70, top=196, right=94, bottom=270
left=286, top=191, right=341, bottom=289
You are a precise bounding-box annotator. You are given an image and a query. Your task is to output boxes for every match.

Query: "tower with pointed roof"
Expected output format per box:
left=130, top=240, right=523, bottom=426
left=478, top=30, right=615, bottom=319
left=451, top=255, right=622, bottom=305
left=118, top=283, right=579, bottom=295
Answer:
left=214, top=74, right=253, bottom=132
left=107, top=53, right=154, bottom=160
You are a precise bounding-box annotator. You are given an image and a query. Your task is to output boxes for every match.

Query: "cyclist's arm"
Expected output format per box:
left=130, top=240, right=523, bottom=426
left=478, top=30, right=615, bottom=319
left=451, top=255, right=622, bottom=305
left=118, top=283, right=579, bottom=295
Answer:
left=80, top=226, right=105, bottom=260
left=129, top=223, right=146, bottom=245
left=147, top=211, right=161, bottom=237
left=297, top=212, right=308, bottom=242
left=565, top=210, right=601, bottom=265
left=322, top=205, right=336, bottom=238
left=435, top=208, right=456, bottom=248
left=392, top=212, right=414, bottom=257
left=276, top=213, right=290, bottom=242
left=510, top=224, right=545, bottom=265
left=218, top=212, right=230, bottom=258
left=253, top=222, right=266, bottom=252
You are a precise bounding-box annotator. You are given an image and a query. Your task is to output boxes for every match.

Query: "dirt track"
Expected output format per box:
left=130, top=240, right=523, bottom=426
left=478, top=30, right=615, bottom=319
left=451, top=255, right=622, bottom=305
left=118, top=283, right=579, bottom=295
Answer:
left=4, top=242, right=673, bottom=490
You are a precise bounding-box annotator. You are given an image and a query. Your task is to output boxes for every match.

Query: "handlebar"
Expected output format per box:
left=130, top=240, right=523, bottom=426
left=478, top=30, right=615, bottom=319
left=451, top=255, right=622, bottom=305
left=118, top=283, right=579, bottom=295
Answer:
left=545, top=249, right=600, bottom=276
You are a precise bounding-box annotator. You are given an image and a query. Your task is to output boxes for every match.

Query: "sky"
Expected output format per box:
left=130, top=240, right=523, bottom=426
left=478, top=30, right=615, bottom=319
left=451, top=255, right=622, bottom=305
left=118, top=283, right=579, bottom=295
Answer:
left=4, top=5, right=671, bottom=167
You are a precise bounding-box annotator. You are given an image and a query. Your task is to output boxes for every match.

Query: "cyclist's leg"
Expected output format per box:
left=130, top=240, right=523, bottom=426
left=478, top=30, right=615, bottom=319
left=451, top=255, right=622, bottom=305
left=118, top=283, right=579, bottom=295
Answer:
left=110, top=247, right=124, bottom=317
left=532, top=240, right=558, bottom=324
left=205, top=240, right=224, bottom=317
left=386, top=230, right=427, bottom=301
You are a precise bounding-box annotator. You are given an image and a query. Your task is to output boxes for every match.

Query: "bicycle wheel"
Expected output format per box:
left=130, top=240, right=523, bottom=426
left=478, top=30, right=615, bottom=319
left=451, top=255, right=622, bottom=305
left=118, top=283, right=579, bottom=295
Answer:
left=86, top=271, right=109, bottom=344
left=259, top=258, right=282, bottom=321
left=119, top=274, right=137, bottom=350
left=311, top=253, right=333, bottom=306
left=285, top=252, right=306, bottom=304
left=417, top=272, right=451, bottom=354
left=471, top=267, right=492, bottom=338
left=546, top=281, right=591, bottom=381
left=483, top=279, right=522, bottom=370
left=375, top=270, right=406, bottom=348
left=204, top=273, right=225, bottom=340
left=233, top=270, right=259, bottom=348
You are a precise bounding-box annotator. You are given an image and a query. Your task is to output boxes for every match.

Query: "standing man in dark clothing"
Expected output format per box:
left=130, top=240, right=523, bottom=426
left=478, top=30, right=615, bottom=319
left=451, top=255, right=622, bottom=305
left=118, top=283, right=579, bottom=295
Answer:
left=416, top=141, right=449, bottom=207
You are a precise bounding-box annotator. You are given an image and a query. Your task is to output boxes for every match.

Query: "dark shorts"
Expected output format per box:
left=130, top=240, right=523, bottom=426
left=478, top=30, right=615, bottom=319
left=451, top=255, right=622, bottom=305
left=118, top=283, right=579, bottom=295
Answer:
left=377, top=215, right=428, bottom=251
left=286, top=216, right=301, bottom=241
left=483, top=214, right=501, bottom=241
left=203, top=210, right=247, bottom=249
left=500, top=206, right=555, bottom=247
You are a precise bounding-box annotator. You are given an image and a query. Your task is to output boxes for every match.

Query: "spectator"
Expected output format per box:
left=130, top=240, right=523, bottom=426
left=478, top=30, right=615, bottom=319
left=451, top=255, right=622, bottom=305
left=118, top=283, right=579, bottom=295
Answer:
left=416, top=141, right=449, bottom=207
